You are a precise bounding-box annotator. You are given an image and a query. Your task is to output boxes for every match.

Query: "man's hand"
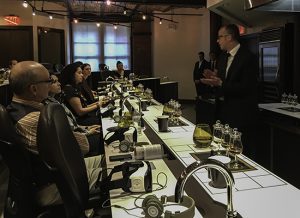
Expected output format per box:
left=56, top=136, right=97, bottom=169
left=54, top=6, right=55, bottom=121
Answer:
left=203, top=69, right=217, bottom=79
left=201, top=76, right=222, bottom=87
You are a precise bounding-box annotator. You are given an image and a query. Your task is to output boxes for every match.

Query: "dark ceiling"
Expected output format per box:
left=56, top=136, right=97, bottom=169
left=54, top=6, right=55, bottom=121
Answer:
left=32, top=0, right=206, bottom=22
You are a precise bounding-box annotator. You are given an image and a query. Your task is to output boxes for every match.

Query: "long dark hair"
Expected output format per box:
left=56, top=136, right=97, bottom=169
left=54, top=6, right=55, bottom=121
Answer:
left=80, top=63, right=90, bottom=71
left=59, top=62, right=82, bottom=88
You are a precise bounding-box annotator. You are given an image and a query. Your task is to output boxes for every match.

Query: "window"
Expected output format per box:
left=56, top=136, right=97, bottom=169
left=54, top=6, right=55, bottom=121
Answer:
left=72, top=23, right=131, bottom=71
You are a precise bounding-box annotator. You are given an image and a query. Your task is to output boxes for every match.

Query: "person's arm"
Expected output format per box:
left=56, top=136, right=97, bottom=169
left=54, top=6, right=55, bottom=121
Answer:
left=68, top=97, right=100, bottom=116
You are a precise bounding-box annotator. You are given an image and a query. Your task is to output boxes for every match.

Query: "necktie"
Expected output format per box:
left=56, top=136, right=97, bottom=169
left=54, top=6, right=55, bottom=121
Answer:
left=211, top=61, right=215, bottom=71
left=225, top=53, right=231, bottom=78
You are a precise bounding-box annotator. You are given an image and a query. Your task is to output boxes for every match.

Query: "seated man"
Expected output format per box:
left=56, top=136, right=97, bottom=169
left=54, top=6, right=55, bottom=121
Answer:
left=7, top=61, right=103, bottom=207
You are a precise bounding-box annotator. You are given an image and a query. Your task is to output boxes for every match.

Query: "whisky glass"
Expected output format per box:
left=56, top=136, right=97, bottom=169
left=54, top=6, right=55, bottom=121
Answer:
left=193, top=124, right=212, bottom=148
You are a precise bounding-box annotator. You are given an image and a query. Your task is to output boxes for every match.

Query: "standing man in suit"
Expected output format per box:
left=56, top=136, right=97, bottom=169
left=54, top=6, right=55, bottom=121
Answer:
left=208, top=51, right=217, bottom=71
left=193, top=51, right=209, bottom=97
left=201, top=24, right=258, bottom=158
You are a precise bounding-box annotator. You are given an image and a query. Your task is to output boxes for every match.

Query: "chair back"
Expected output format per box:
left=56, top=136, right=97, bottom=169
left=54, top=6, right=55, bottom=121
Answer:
left=37, top=103, right=89, bottom=218
left=0, top=104, right=35, bottom=218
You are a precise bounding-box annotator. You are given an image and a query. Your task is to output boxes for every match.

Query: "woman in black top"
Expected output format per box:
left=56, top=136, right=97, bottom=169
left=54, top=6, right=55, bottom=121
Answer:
left=45, top=74, right=104, bottom=155
left=80, top=63, right=96, bottom=105
left=59, top=62, right=104, bottom=126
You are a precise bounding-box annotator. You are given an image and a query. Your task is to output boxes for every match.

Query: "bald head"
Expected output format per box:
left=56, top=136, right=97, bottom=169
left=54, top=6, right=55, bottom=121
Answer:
left=9, top=61, right=50, bottom=102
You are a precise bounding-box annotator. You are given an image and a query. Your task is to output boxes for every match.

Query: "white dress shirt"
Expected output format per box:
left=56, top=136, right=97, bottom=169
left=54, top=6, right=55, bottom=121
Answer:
left=225, top=43, right=240, bottom=78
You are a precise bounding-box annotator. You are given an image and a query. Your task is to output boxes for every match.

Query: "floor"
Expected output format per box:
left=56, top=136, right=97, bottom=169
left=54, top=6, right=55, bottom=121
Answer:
left=0, top=102, right=197, bottom=217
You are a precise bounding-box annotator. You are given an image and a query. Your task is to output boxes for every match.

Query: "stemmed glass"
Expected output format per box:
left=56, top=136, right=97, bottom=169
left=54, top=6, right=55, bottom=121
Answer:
left=168, top=99, right=176, bottom=124
left=173, top=102, right=182, bottom=125
left=292, top=94, right=298, bottom=106
left=221, top=124, right=231, bottom=156
left=281, top=92, right=287, bottom=104
left=287, top=93, right=293, bottom=105
left=193, top=124, right=212, bottom=148
left=229, top=128, right=243, bottom=169
left=212, top=120, right=223, bottom=154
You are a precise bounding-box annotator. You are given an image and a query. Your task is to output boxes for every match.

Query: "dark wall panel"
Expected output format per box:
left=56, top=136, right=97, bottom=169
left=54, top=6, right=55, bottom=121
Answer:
left=38, top=27, right=65, bottom=66
left=0, top=26, right=33, bottom=68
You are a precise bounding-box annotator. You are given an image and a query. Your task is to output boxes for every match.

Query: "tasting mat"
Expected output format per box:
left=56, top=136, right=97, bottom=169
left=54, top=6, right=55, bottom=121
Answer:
left=277, top=107, right=300, bottom=112
left=163, top=142, right=288, bottom=196
left=190, top=151, right=257, bottom=173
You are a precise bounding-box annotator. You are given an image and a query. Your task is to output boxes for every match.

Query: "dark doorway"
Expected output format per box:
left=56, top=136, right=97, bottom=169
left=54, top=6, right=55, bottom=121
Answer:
left=38, top=27, right=65, bottom=66
left=0, top=26, right=33, bottom=68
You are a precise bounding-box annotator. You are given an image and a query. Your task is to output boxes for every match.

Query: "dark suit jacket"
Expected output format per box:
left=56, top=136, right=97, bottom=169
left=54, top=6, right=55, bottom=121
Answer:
left=216, top=46, right=258, bottom=129
left=193, top=59, right=208, bottom=80
left=193, top=59, right=211, bottom=96
left=208, top=60, right=217, bottom=71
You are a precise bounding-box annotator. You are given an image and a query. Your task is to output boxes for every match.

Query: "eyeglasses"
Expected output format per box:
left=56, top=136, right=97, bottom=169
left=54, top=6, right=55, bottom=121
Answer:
left=217, top=34, right=229, bottom=39
left=31, top=77, right=54, bottom=85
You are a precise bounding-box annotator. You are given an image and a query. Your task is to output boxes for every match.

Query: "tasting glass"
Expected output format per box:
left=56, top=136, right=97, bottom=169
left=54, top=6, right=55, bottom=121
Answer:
left=213, top=120, right=223, bottom=154
left=229, top=129, right=243, bottom=169
left=292, top=94, right=298, bottom=106
left=281, top=92, right=287, bottom=104
left=221, top=124, right=231, bottom=156
left=287, top=93, right=293, bottom=105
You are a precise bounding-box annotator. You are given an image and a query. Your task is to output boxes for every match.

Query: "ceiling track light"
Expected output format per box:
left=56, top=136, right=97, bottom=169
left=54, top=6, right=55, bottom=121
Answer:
left=159, top=18, right=162, bottom=25
left=123, top=10, right=127, bottom=15
left=22, top=1, right=28, bottom=8
left=142, top=14, right=146, bottom=20
left=96, top=23, right=100, bottom=27
left=106, top=0, right=111, bottom=6
left=32, top=11, right=36, bottom=16
left=74, top=18, right=78, bottom=23
left=49, top=15, right=53, bottom=20
left=114, top=24, right=117, bottom=30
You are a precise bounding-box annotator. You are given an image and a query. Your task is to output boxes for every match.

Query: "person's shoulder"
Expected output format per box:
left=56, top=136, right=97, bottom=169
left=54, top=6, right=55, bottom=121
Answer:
left=63, top=84, right=75, bottom=92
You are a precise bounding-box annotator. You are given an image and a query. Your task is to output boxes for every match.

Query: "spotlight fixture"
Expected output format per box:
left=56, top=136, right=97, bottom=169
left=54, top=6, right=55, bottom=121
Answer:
left=142, top=15, right=146, bottom=20
left=114, top=24, right=117, bottom=30
left=106, top=0, right=111, bottom=6
left=74, top=18, right=78, bottom=23
left=49, top=15, right=53, bottom=20
left=32, top=9, right=36, bottom=16
left=22, top=1, right=28, bottom=8
left=96, top=23, right=100, bottom=27
left=123, top=10, right=127, bottom=15
left=159, top=18, right=162, bottom=25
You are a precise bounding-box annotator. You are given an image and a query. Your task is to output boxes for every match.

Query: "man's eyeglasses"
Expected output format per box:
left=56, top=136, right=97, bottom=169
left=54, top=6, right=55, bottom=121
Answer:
left=31, top=77, right=54, bottom=85
left=217, top=34, right=229, bottom=39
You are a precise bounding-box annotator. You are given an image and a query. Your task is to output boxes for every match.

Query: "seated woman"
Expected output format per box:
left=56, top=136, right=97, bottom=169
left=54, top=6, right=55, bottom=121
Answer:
left=44, top=74, right=104, bottom=155
left=80, top=63, right=96, bottom=105
left=112, top=61, right=130, bottom=79
left=59, top=62, right=104, bottom=126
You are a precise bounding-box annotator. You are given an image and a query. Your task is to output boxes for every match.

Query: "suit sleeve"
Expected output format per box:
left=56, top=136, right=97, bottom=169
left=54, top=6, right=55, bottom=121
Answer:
left=193, top=62, right=198, bottom=81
